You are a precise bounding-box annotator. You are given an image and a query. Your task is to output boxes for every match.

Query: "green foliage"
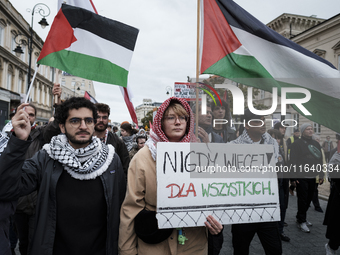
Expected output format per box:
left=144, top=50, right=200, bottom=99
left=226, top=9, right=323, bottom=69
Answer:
left=141, top=110, right=154, bottom=129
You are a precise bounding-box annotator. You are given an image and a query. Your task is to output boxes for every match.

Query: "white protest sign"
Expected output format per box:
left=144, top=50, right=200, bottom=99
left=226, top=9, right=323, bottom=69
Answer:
left=173, top=82, right=203, bottom=100
left=156, top=142, right=280, bottom=229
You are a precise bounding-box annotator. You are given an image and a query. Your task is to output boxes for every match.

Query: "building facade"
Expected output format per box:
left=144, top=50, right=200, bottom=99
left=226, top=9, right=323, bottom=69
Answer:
left=0, top=0, right=60, bottom=128
left=135, top=99, right=162, bottom=126
left=60, top=72, right=96, bottom=101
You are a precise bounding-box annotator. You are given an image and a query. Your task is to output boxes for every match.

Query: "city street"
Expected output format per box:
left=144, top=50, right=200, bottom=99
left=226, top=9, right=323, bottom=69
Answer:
left=220, top=189, right=329, bottom=255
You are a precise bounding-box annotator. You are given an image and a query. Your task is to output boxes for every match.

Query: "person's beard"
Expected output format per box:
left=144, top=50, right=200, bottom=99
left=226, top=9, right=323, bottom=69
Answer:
left=65, top=126, right=93, bottom=145
left=95, top=121, right=108, bottom=132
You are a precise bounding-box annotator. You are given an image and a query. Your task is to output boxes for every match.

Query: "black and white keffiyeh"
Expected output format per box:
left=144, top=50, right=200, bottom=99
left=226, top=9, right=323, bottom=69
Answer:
left=229, top=130, right=279, bottom=162
left=122, top=134, right=136, bottom=152
left=43, top=134, right=115, bottom=180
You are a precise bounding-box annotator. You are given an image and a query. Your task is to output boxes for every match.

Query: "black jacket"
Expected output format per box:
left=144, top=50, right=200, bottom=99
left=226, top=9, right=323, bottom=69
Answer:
left=0, top=135, right=126, bottom=255
left=288, top=136, right=324, bottom=179
left=106, top=131, right=130, bottom=176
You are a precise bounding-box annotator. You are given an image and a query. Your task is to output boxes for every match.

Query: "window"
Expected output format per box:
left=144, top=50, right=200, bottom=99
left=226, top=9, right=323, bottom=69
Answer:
left=41, top=86, right=45, bottom=105
left=11, top=34, right=16, bottom=55
left=260, top=90, right=265, bottom=99
left=313, top=122, right=321, bottom=134
left=46, top=88, right=50, bottom=106
left=0, top=24, right=4, bottom=46
left=7, top=65, right=13, bottom=90
left=31, top=85, right=35, bottom=102
left=18, top=79, right=22, bottom=93
left=50, top=68, right=54, bottom=82
left=37, top=85, right=40, bottom=103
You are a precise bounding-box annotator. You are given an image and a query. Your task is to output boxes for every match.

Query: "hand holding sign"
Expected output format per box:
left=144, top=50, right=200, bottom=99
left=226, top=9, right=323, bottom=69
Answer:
left=12, top=103, right=31, bottom=141
left=205, top=215, right=223, bottom=235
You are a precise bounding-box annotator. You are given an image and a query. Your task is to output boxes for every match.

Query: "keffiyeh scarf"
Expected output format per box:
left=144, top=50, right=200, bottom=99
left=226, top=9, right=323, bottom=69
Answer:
left=229, top=130, right=279, bottom=163
left=43, top=134, right=115, bottom=180
left=146, top=97, right=197, bottom=161
left=122, top=134, right=136, bottom=152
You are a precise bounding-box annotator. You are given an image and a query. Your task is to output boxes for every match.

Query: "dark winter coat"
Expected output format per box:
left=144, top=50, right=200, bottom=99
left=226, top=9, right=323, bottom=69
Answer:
left=0, top=135, right=126, bottom=255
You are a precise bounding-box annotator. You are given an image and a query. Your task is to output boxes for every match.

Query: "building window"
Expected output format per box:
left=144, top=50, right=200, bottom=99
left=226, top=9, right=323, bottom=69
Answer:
left=313, top=122, right=321, bottom=134
left=37, top=85, right=40, bottom=103
left=0, top=24, right=4, bottom=46
left=11, top=34, right=16, bottom=55
left=50, top=68, right=54, bottom=82
left=293, top=114, right=299, bottom=128
left=260, top=90, right=265, bottom=99
left=41, top=86, right=45, bottom=105
left=31, top=85, right=35, bottom=102
left=7, top=65, right=13, bottom=90
left=18, top=79, right=22, bottom=93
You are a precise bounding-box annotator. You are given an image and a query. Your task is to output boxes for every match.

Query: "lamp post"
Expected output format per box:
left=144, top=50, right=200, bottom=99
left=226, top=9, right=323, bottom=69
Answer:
left=166, top=86, right=173, bottom=97
left=13, top=3, right=50, bottom=93
left=74, top=81, right=81, bottom=96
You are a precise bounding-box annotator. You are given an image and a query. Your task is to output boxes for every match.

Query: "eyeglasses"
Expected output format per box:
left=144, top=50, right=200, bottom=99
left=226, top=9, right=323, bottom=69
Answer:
left=97, top=116, right=108, bottom=120
left=163, top=115, right=188, bottom=124
left=68, top=117, right=95, bottom=128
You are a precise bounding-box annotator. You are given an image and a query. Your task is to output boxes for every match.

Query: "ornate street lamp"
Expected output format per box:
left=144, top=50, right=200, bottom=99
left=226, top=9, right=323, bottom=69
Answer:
left=13, top=3, right=50, bottom=92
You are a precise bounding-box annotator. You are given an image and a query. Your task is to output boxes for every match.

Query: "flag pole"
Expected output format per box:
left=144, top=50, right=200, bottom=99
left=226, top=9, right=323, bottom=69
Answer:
left=25, top=64, right=39, bottom=103
left=195, top=0, right=201, bottom=139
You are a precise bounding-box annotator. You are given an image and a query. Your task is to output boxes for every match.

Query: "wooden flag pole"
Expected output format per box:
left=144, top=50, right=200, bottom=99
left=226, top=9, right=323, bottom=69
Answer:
left=54, top=69, right=60, bottom=105
left=195, top=0, right=201, bottom=139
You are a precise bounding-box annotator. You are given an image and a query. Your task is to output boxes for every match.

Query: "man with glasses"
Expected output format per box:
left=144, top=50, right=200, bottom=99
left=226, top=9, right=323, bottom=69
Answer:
left=94, top=103, right=130, bottom=177
left=0, top=97, right=126, bottom=255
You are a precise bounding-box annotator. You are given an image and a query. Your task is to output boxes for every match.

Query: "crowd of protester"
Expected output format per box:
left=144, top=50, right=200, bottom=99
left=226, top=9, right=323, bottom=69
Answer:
left=0, top=90, right=339, bottom=255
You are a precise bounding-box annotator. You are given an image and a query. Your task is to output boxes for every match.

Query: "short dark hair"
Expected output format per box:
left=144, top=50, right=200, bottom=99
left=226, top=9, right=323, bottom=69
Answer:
left=54, top=97, right=98, bottom=125
left=120, top=123, right=138, bottom=136
left=267, top=129, right=282, bottom=139
left=211, top=100, right=231, bottom=121
left=242, top=108, right=262, bottom=123
left=136, top=135, right=147, bottom=144
left=95, top=103, right=110, bottom=116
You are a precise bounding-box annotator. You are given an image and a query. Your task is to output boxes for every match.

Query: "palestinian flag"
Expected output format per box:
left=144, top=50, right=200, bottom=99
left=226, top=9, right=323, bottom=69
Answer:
left=38, top=4, right=139, bottom=87
left=201, top=0, right=340, bottom=132
left=84, top=91, right=98, bottom=103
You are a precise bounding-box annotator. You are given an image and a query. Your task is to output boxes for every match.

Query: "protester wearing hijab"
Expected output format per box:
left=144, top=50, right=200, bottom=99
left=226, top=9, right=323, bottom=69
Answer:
left=119, top=97, right=223, bottom=255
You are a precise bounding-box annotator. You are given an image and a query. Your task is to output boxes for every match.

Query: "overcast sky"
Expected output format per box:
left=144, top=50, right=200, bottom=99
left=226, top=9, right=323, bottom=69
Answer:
left=9, top=0, right=340, bottom=123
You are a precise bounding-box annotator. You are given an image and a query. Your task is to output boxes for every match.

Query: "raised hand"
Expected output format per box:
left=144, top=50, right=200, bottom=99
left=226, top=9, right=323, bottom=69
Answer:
left=11, top=103, right=31, bottom=141
left=52, top=83, right=62, bottom=104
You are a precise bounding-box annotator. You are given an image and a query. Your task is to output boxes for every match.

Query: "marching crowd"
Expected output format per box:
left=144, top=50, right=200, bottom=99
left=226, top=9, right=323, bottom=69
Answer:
left=0, top=84, right=339, bottom=255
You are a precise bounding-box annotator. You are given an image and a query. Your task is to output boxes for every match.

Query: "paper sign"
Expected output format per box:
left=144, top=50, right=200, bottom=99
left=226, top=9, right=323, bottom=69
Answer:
left=156, top=142, right=280, bottom=229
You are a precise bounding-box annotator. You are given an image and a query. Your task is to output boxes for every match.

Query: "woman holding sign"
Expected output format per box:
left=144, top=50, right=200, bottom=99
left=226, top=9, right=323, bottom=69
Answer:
left=119, top=97, right=223, bottom=255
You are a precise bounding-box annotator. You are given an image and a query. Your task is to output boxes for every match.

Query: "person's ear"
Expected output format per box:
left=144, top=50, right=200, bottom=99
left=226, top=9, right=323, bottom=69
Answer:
left=59, top=123, right=66, bottom=134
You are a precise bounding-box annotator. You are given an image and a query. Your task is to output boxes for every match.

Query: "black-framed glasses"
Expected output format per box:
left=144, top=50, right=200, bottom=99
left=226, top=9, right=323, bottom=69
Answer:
left=68, top=117, right=94, bottom=128
left=163, top=115, right=188, bottom=124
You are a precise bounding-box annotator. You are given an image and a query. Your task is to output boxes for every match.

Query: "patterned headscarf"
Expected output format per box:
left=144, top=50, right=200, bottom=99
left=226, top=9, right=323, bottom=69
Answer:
left=146, top=97, right=197, bottom=160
